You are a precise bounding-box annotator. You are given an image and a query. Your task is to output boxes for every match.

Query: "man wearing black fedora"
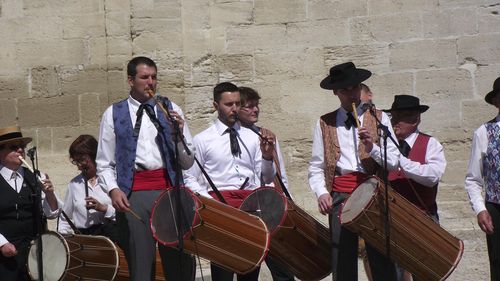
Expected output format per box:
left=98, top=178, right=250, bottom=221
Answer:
left=384, top=95, right=447, bottom=281
left=0, top=125, right=61, bottom=280
left=308, top=62, right=400, bottom=281
left=465, top=77, right=500, bottom=281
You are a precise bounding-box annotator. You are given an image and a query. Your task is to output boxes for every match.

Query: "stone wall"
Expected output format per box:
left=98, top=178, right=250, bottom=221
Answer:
left=1, top=0, right=499, bottom=279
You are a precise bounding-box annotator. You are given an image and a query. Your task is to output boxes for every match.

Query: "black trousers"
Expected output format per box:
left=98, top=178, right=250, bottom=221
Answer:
left=0, top=238, right=31, bottom=281
left=486, top=202, right=500, bottom=281
left=330, top=192, right=397, bottom=281
left=266, top=256, right=295, bottom=281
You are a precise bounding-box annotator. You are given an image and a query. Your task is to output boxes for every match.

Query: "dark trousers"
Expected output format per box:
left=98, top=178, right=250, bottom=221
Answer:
left=487, top=202, right=500, bottom=281
left=117, top=190, right=195, bottom=281
left=0, top=238, right=31, bottom=281
left=266, top=256, right=295, bottom=281
left=78, top=220, right=121, bottom=246
left=330, top=192, right=397, bottom=281
left=211, top=263, right=260, bottom=281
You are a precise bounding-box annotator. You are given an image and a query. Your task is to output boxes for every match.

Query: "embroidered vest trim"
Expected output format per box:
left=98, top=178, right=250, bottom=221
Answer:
left=484, top=120, right=500, bottom=204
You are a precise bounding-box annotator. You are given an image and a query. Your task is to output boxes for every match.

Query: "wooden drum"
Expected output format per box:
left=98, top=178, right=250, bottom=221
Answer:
left=150, top=187, right=270, bottom=275
left=340, top=176, right=464, bottom=281
left=240, top=187, right=332, bottom=281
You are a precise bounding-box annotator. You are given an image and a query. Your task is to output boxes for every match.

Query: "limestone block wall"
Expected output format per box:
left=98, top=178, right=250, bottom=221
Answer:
left=1, top=0, right=499, bottom=279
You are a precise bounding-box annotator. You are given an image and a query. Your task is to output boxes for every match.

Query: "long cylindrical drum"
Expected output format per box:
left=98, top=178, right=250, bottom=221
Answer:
left=150, top=188, right=270, bottom=275
left=240, top=187, right=332, bottom=281
left=340, top=176, right=464, bottom=281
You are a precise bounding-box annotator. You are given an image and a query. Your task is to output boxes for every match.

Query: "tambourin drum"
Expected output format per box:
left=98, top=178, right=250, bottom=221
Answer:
left=340, top=177, right=464, bottom=281
left=27, top=231, right=119, bottom=281
left=240, top=187, right=332, bottom=281
left=150, top=187, right=270, bottom=275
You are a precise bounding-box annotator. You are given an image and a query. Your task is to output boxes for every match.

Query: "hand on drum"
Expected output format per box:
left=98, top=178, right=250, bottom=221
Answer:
left=259, top=128, right=275, bottom=160
left=1, top=242, right=17, bottom=257
left=358, top=127, right=374, bottom=152
left=110, top=188, right=130, bottom=212
left=477, top=210, right=494, bottom=235
left=85, top=196, right=107, bottom=213
left=318, top=193, right=333, bottom=215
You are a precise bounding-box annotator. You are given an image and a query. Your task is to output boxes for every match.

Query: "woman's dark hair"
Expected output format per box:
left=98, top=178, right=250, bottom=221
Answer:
left=69, top=134, right=98, bottom=162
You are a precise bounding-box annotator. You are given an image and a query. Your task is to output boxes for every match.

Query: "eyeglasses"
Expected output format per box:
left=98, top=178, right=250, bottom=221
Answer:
left=71, top=155, right=89, bottom=166
left=8, top=144, right=26, bottom=151
left=241, top=103, right=260, bottom=111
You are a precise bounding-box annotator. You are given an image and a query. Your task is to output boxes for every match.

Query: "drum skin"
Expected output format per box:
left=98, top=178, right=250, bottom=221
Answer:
left=340, top=177, right=464, bottom=281
left=240, top=188, right=332, bottom=281
left=28, top=231, right=119, bottom=281
left=151, top=188, right=270, bottom=275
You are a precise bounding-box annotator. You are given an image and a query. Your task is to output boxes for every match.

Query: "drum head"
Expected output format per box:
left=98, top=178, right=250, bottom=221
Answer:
left=28, top=232, right=68, bottom=281
left=340, top=177, right=378, bottom=224
left=240, top=188, right=286, bottom=234
left=151, top=188, right=197, bottom=246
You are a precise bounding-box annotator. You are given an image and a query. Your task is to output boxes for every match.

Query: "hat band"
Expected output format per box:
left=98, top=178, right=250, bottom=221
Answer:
left=0, top=132, right=23, bottom=142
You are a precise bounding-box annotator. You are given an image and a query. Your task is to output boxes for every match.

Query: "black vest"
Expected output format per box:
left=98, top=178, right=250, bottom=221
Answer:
left=0, top=168, right=37, bottom=245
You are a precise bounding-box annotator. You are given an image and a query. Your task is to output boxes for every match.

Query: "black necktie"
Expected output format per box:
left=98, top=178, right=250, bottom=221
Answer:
left=226, top=127, right=241, bottom=157
left=133, top=103, right=161, bottom=137
left=399, top=140, right=411, bottom=157
left=345, top=112, right=358, bottom=130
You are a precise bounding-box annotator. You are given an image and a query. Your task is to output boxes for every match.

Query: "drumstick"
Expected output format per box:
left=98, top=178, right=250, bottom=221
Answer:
left=351, top=103, right=361, bottom=128
left=129, top=208, right=145, bottom=223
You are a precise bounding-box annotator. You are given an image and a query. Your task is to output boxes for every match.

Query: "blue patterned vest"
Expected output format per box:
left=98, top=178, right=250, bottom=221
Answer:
left=484, top=120, right=500, bottom=204
left=112, top=97, right=178, bottom=195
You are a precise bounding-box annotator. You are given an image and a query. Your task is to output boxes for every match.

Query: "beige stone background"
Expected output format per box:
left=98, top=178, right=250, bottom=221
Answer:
left=1, top=0, right=499, bottom=280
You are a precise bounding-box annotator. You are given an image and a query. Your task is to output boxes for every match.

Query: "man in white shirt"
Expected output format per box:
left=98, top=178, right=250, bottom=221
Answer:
left=465, top=77, right=500, bottom=281
left=184, top=82, right=276, bottom=281
left=0, top=125, right=61, bottom=281
left=237, top=86, right=294, bottom=281
left=384, top=95, right=446, bottom=281
left=308, top=62, right=400, bottom=281
left=96, top=56, right=195, bottom=281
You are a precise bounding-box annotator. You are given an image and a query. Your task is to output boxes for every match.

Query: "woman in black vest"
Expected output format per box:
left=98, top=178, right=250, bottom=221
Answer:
left=0, top=125, right=61, bottom=281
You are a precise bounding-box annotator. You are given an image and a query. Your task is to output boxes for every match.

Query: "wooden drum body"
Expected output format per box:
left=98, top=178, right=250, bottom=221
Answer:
left=28, top=231, right=118, bottom=281
left=240, top=187, right=332, bottom=281
left=150, top=188, right=270, bottom=275
left=340, top=177, right=463, bottom=281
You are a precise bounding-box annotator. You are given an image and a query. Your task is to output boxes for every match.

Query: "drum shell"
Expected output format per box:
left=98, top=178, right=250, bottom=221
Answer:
left=240, top=188, right=332, bottom=281
left=28, top=231, right=118, bottom=281
left=151, top=188, right=270, bottom=275
left=340, top=177, right=464, bottom=281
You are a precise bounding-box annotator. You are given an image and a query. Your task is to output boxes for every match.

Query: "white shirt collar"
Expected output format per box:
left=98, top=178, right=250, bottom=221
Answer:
left=214, top=119, right=241, bottom=136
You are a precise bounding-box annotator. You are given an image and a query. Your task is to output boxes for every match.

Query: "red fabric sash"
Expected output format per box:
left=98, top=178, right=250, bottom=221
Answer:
left=331, top=172, right=370, bottom=194
left=132, top=169, right=172, bottom=191
left=209, top=190, right=254, bottom=208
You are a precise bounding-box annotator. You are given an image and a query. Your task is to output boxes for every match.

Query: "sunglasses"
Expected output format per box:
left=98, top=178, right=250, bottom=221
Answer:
left=8, top=144, right=26, bottom=151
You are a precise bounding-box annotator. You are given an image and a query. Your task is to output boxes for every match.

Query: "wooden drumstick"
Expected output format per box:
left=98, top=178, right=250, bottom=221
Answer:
left=129, top=208, right=146, bottom=223
left=351, top=102, right=361, bottom=128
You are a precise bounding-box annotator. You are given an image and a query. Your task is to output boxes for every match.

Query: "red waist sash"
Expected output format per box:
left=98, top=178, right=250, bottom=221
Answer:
left=209, top=190, right=254, bottom=208
left=132, top=169, right=172, bottom=191
left=331, top=172, right=370, bottom=194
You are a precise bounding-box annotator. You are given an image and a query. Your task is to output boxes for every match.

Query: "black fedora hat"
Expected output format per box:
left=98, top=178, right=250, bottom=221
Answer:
left=383, top=95, right=429, bottom=113
left=485, top=77, right=500, bottom=105
left=320, top=62, right=371, bottom=90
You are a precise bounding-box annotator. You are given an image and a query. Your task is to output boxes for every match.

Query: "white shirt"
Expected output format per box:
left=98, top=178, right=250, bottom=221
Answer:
left=96, top=95, right=194, bottom=193
left=398, top=131, right=446, bottom=187
left=0, top=165, right=63, bottom=247
left=183, top=119, right=276, bottom=198
left=465, top=114, right=500, bottom=215
left=58, top=174, right=115, bottom=234
left=308, top=106, right=400, bottom=199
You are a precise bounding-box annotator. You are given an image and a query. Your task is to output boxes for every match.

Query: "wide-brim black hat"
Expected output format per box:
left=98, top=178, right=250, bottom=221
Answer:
left=0, top=125, right=32, bottom=146
left=485, top=77, right=500, bottom=105
left=383, top=95, right=429, bottom=113
left=320, top=62, right=372, bottom=90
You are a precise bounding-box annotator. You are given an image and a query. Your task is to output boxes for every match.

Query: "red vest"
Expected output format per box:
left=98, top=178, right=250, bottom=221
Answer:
left=388, top=133, right=438, bottom=215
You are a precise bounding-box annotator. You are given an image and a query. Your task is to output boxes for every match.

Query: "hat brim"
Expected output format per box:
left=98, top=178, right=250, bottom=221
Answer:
left=485, top=90, right=499, bottom=105
left=383, top=105, right=429, bottom=113
left=0, top=137, right=32, bottom=147
left=320, top=69, right=372, bottom=90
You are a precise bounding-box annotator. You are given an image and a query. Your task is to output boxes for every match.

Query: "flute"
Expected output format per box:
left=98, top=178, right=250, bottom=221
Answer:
left=351, top=102, right=361, bottom=128
left=19, top=156, right=44, bottom=183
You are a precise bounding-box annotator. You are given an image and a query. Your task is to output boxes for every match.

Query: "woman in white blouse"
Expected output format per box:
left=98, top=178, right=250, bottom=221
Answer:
left=58, top=135, right=119, bottom=243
